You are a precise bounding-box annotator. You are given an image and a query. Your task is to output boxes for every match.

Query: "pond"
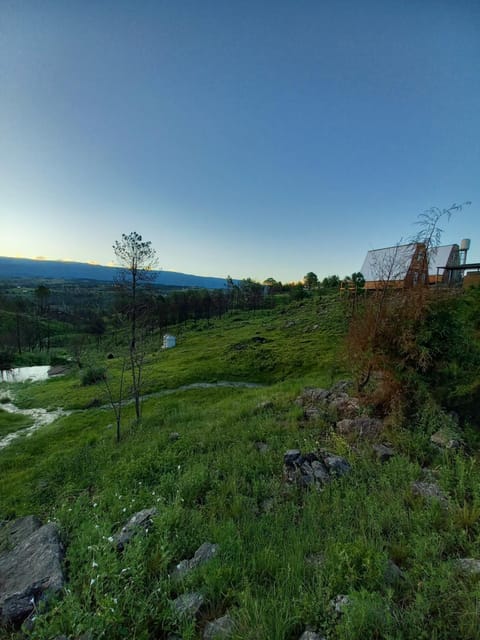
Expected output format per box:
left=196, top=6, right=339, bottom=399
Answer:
left=0, top=366, right=52, bottom=383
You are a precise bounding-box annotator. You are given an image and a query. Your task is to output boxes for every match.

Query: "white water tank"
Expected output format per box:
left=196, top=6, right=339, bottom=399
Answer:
left=163, top=334, right=176, bottom=349
left=460, top=238, right=471, bottom=251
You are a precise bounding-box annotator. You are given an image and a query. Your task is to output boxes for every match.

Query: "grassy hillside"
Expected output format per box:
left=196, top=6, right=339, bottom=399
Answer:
left=1, top=292, right=480, bottom=639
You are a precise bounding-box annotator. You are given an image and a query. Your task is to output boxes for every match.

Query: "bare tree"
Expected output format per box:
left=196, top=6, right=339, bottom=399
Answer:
left=113, top=232, right=158, bottom=420
left=103, top=356, right=127, bottom=443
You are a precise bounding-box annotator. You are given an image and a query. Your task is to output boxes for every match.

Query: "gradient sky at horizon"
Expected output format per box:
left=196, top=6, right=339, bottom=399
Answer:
left=1, top=0, right=479, bottom=282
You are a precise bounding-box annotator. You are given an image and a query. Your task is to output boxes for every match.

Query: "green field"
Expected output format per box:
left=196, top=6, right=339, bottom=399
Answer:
left=1, top=292, right=480, bottom=639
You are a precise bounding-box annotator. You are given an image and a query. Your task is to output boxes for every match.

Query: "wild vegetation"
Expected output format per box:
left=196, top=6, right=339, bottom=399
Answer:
left=0, top=264, right=479, bottom=638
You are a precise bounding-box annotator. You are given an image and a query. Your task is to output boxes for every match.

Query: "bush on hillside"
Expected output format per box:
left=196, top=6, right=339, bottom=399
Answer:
left=80, top=366, right=106, bottom=386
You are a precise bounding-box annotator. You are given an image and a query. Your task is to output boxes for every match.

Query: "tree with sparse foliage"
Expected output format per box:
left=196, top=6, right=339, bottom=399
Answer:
left=113, top=232, right=157, bottom=420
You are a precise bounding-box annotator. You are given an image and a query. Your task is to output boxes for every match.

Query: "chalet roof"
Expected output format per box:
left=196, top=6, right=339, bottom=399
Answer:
left=361, top=243, right=460, bottom=281
left=360, top=243, right=418, bottom=282
left=428, top=244, right=459, bottom=275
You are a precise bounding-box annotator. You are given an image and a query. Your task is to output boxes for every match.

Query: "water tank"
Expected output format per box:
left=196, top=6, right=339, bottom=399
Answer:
left=460, top=238, right=471, bottom=251
left=163, top=334, right=176, bottom=349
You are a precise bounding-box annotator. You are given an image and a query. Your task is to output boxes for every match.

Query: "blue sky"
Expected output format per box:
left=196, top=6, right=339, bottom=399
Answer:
left=1, top=0, right=479, bottom=281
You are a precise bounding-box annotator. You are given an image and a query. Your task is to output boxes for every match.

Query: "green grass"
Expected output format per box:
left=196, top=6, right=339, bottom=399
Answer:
left=0, top=406, right=32, bottom=438
left=1, top=293, right=480, bottom=639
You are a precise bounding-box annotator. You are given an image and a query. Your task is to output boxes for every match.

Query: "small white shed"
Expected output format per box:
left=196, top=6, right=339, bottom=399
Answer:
left=163, top=334, right=176, bottom=349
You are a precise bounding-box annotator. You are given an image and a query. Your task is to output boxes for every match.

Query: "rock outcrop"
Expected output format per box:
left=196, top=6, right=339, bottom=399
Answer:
left=0, top=516, right=65, bottom=627
left=284, top=449, right=351, bottom=489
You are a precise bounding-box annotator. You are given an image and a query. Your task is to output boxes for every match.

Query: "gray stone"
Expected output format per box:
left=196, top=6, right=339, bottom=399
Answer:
left=284, top=450, right=351, bottom=489
left=172, top=542, right=219, bottom=580
left=411, top=481, right=449, bottom=507
left=328, top=394, right=360, bottom=420
left=113, top=508, right=157, bottom=551
left=254, top=441, right=269, bottom=453
left=299, top=631, right=325, bottom=640
left=330, top=594, right=350, bottom=614
left=0, top=521, right=64, bottom=626
left=172, top=592, right=204, bottom=618
left=295, top=383, right=360, bottom=423
left=373, top=444, right=395, bottom=463
left=454, top=558, right=480, bottom=575
left=430, top=429, right=462, bottom=450
left=284, top=449, right=302, bottom=466
left=203, top=614, right=234, bottom=639
left=255, top=401, right=274, bottom=413
left=169, top=432, right=180, bottom=441
left=311, top=460, right=330, bottom=483
left=0, top=515, right=42, bottom=554
left=337, top=417, right=383, bottom=438
left=384, top=559, right=405, bottom=585
left=322, top=454, right=351, bottom=477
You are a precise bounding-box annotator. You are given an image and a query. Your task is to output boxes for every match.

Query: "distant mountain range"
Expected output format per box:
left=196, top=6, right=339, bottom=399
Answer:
left=0, top=257, right=229, bottom=290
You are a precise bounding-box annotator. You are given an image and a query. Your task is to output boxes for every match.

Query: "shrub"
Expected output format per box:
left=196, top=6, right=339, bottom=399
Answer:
left=80, top=366, right=106, bottom=386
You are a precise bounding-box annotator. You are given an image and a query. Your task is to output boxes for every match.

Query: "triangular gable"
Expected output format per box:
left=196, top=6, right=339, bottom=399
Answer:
left=360, top=243, right=418, bottom=283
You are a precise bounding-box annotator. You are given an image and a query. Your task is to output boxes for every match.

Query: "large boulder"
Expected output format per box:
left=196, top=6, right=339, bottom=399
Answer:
left=0, top=518, right=64, bottom=627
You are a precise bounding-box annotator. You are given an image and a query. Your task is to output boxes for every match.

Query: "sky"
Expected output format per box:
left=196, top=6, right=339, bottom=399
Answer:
left=1, top=0, right=479, bottom=282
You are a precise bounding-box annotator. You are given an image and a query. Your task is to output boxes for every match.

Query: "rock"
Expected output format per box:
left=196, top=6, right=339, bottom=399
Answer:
left=337, top=417, right=383, bottom=438
left=0, top=520, right=64, bottom=627
left=284, top=449, right=302, bottom=466
left=328, top=394, right=361, bottom=420
left=330, top=594, right=350, bottom=614
left=254, top=441, right=269, bottom=453
left=169, top=432, right=180, bottom=441
left=113, top=508, right=157, bottom=551
left=295, top=383, right=360, bottom=422
left=299, top=631, right=325, bottom=640
left=203, top=614, right=234, bottom=639
left=430, top=429, right=462, bottom=450
left=411, top=481, right=449, bottom=507
left=172, top=542, right=219, bottom=580
left=322, top=453, right=351, bottom=477
left=384, top=559, right=405, bottom=585
left=172, top=592, right=204, bottom=618
left=0, top=515, right=42, bottom=553
left=373, top=444, right=395, bottom=463
left=305, top=553, right=324, bottom=568
left=255, top=401, right=274, bottom=413
left=283, top=450, right=350, bottom=489
left=454, top=558, right=480, bottom=575
left=260, top=498, right=274, bottom=514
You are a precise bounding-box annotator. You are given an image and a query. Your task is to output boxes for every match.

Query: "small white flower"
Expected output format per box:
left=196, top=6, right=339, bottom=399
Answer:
left=93, top=503, right=97, bottom=508
left=152, top=491, right=155, bottom=495
left=92, top=561, right=99, bottom=568
left=107, top=536, right=114, bottom=543
left=95, top=524, right=99, bottom=529
left=90, top=578, right=96, bottom=586
left=113, top=597, right=118, bottom=604
left=122, top=507, right=126, bottom=512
